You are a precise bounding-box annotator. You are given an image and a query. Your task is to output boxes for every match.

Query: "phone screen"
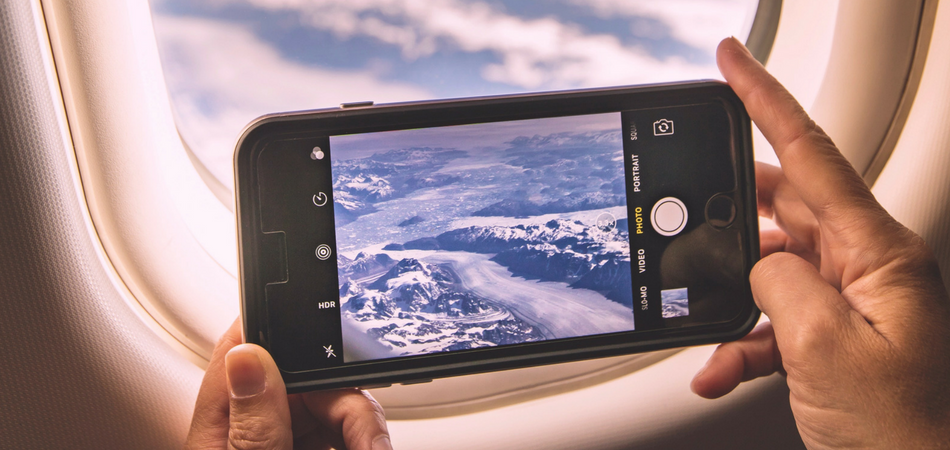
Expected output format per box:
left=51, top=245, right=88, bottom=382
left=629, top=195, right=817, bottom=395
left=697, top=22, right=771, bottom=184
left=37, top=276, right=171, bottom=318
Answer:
left=330, top=112, right=636, bottom=363
left=319, top=104, right=738, bottom=364
left=251, top=96, right=753, bottom=376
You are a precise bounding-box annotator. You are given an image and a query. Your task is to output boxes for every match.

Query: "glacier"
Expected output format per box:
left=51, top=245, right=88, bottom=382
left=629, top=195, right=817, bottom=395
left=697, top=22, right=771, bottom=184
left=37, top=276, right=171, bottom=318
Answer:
left=330, top=116, right=637, bottom=362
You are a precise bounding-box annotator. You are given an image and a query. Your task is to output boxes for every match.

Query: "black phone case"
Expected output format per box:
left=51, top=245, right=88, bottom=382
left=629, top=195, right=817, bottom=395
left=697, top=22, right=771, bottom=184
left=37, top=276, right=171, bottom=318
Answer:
left=234, top=81, right=760, bottom=393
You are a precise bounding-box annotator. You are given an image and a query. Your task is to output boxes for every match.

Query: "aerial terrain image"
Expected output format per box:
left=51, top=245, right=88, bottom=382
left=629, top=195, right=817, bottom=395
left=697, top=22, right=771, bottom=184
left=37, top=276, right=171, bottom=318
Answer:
left=329, top=113, right=637, bottom=362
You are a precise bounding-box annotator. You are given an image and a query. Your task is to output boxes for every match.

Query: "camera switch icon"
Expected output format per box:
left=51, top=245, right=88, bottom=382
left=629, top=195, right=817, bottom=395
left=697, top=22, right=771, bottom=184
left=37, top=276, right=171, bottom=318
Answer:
left=653, top=119, right=674, bottom=136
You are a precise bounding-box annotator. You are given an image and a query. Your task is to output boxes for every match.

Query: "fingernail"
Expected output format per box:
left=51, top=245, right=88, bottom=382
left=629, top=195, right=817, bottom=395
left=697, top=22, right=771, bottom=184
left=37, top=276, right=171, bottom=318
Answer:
left=372, top=435, right=393, bottom=450
left=226, top=345, right=266, bottom=398
left=693, top=359, right=712, bottom=381
left=733, top=37, right=752, bottom=55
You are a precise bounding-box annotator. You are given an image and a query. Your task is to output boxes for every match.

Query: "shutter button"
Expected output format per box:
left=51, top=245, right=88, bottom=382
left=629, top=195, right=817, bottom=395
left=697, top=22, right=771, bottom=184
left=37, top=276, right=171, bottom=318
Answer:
left=651, top=197, right=688, bottom=236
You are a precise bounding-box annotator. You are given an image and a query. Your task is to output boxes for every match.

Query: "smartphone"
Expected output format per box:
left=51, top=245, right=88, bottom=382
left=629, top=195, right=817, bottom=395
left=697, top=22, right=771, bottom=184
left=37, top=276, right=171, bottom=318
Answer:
left=234, top=81, right=759, bottom=392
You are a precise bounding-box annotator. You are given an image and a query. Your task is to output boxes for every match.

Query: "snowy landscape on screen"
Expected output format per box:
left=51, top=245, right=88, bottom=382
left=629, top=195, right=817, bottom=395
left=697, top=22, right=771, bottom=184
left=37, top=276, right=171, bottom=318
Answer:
left=330, top=113, right=636, bottom=362
left=661, top=288, right=690, bottom=318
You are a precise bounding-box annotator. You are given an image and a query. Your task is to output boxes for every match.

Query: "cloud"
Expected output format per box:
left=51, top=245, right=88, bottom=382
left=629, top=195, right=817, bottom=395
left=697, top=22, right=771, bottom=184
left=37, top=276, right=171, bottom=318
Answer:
left=227, top=0, right=728, bottom=90
left=566, top=0, right=757, bottom=54
left=152, top=14, right=432, bottom=189
left=152, top=1, right=757, bottom=187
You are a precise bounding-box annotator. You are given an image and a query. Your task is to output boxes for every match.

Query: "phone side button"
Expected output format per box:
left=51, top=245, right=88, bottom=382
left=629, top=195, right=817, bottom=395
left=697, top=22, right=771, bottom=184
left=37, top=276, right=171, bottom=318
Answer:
left=340, top=101, right=374, bottom=108
left=400, top=379, right=433, bottom=386
left=359, top=383, right=392, bottom=390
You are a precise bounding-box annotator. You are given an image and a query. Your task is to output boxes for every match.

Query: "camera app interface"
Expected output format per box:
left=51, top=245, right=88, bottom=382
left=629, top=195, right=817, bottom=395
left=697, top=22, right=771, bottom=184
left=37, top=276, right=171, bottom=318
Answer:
left=254, top=100, right=745, bottom=371
left=329, top=113, right=639, bottom=363
left=252, top=97, right=745, bottom=372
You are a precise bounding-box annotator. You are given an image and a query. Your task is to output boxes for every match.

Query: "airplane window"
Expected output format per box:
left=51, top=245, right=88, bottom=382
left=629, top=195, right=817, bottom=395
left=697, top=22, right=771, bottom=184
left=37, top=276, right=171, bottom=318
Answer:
left=142, top=0, right=777, bottom=416
left=149, top=0, right=762, bottom=192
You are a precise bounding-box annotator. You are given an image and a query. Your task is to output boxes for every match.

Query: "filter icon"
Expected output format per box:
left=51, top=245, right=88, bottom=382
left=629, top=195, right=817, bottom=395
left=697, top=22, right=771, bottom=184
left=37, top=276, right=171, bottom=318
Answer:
left=311, top=146, right=325, bottom=160
left=315, top=244, right=332, bottom=261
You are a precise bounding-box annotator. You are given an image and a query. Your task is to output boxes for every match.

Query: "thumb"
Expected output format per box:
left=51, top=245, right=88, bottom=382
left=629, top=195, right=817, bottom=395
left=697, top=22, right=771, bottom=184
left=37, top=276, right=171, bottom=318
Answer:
left=226, top=344, right=293, bottom=450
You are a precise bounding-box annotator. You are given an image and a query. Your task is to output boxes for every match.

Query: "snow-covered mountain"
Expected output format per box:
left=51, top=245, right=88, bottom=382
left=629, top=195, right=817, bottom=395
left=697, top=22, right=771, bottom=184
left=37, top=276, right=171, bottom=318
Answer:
left=571, top=258, right=635, bottom=306
left=401, top=218, right=633, bottom=305
left=503, top=131, right=622, bottom=170
left=337, top=252, right=397, bottom=283
left=472, top=191, right=625, bottom=217
left=331, top=147, right=466, bottom=224
left=340, top=258, right=542, bottom=357
left=661, top=288, right=690, bottom=318
left=422, top=219, right=623, bottom=253
left=335, top=173, right=394, bottom=203
left=397, top=215, right=425, bottom=227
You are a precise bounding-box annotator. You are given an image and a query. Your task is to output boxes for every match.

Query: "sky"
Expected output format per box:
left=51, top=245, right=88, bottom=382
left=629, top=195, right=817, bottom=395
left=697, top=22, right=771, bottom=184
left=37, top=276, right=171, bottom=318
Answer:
left=329, top=112, right=621, bottom=161
left=149, top=0, right=758, bottom=190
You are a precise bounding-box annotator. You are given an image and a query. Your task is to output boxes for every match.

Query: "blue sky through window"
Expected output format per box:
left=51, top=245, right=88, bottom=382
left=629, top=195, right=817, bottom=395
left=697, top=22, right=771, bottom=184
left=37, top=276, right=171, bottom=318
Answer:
left=150, top=0, right=759, bottom=190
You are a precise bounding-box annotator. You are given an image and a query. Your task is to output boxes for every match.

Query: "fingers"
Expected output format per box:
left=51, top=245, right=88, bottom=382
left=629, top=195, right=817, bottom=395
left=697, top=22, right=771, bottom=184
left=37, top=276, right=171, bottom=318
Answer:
left=286, top=394, right=348, bottom=449
left=718, top=38, right=884, bottom=232
left=750, top=252, right=862, bottom=358
left=301, top=389, right=393, bottom=450
left=287, top=394, right=321, bottom=439
left=691, top=322, right=783, bottom=398
left=753, top=161, right=784, bottom=219
left=186, top=318, right=393, bottom=450
left=185, top=318, right=244, bottom=449
left=226, top=344, right=293, bottom=450
left=293, top=422, right=346, bottom=450
left=760, top=229, right=790, bottom=258
left=757, top=162, right=821, bottom=263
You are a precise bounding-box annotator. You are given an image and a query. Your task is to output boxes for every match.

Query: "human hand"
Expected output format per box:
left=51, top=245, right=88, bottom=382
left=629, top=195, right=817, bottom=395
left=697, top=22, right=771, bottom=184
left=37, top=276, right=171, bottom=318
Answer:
left=184, top=318, right=392, bottom=450
left=691, top=37, right=950, bottom=448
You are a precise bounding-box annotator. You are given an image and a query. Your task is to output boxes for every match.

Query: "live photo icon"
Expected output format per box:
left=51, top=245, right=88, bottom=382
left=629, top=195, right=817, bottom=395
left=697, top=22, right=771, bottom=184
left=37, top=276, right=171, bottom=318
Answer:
left=653, top=119, right=674, bottom=136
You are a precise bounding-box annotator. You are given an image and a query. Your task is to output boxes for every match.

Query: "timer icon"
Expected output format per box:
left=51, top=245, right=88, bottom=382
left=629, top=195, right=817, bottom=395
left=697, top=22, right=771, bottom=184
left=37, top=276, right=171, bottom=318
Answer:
left=313, top=192, right=328, bottom=207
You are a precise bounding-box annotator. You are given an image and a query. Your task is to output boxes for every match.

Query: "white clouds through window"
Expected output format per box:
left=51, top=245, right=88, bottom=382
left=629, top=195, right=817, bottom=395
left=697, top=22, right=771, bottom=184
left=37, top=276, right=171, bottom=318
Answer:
left=150, top=0, right=759, bottom=190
